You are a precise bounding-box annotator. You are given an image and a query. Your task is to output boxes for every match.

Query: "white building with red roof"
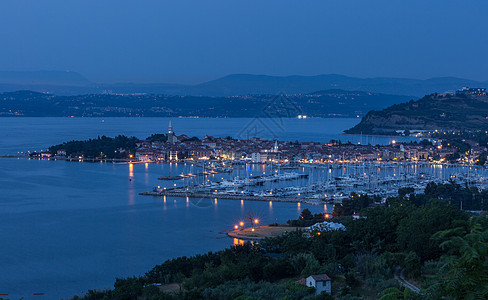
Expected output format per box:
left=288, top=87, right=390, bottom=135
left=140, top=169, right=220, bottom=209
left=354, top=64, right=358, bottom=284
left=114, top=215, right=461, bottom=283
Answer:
left=296, top=273, right=331, bottom=295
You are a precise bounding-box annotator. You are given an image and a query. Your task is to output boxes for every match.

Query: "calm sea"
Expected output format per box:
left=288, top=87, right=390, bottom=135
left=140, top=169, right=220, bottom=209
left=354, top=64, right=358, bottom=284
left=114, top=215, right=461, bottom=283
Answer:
left=0, top=118, right=407, bottom=299
left=0, top=117, right=406, bottom=155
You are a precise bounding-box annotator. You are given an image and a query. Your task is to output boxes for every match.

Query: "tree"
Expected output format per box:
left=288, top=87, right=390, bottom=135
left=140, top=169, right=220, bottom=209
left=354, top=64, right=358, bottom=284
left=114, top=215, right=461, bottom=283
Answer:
left=146, top=133, right=168, bottom=142
left=431, top=220, right=488, bottom=299
left=378, top=287, right=417, bottom=300
left=398, top=187, right=415, bottom=197
left=345, top=270, right=359, bottom=287
left=300, top=208, right=313, bottom=220
left=396, top=201, right=467, bottom=261
left=476, top=151, right=488, bottom=165
left=332, top=204, right=346, bottom=218
left=403, top=252, right=421, bottom=278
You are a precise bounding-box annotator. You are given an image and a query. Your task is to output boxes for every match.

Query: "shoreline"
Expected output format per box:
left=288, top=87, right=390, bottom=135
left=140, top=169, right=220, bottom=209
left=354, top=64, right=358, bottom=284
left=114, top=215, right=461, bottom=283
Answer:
left=341, top=132, right=417, bottom=138
left=226, top=226, right=304, bottom=240
left=2, top=155, right=485, bottom=169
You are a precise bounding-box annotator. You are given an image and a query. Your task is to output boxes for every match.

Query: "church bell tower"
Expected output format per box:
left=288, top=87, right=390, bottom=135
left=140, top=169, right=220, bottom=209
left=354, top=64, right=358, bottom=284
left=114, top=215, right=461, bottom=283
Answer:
left=168, top=121, right=175, bottom=144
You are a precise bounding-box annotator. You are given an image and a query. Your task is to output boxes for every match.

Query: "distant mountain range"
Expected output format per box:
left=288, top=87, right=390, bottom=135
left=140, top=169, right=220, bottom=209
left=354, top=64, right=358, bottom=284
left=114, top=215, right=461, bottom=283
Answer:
left=0, top=89, right=410, bottom=118
left=0, top=71, right=486, bottom=97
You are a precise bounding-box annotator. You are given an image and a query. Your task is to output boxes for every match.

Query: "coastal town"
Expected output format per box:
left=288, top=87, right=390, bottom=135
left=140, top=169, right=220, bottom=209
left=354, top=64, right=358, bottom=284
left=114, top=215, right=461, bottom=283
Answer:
left=123, top=121, right=488, bottom=207
left=133, top=121, right=488, bottom=165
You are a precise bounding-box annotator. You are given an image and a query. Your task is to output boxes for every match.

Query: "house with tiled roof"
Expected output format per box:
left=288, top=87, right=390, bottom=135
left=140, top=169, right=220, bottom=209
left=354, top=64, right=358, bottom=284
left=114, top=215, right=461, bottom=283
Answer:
left=296, top=273, right=331, bottom=295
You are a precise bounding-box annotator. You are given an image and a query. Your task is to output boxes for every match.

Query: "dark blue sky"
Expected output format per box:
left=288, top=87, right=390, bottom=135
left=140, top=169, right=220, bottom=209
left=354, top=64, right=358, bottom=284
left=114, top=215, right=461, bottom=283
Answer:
left=0, top=0, right=486, bottom=83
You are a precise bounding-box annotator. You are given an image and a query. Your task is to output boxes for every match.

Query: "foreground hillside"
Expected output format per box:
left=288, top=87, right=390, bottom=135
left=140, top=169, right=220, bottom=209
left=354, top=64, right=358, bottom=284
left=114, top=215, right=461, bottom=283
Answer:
left=346, top=92, right=488, bottom=135
left=0, top=89, right=409, bottom=118
left=71, top=183, right=488, bottom=300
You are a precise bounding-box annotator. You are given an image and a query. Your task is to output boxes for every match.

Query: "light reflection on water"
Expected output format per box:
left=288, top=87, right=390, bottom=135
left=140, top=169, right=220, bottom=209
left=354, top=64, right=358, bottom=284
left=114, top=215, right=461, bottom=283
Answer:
left=0, top=117, right=408, bottom=299
left=6, top=152, right=477, bottom=299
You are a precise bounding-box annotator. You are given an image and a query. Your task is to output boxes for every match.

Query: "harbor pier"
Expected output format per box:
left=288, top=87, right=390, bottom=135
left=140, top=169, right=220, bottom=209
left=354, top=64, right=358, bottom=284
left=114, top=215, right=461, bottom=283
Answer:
left=139, top=190, right=325, bottom=205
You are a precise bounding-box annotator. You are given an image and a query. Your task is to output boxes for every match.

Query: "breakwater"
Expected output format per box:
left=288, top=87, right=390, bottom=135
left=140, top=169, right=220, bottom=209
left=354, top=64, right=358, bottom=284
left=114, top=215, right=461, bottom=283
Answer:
left=139, top=190, right=324, bottom=205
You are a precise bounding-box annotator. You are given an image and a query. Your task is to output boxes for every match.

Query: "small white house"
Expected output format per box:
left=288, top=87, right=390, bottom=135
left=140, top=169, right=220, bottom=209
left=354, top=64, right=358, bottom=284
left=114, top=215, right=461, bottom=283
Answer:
left=306, top=274, right=331, bottom=295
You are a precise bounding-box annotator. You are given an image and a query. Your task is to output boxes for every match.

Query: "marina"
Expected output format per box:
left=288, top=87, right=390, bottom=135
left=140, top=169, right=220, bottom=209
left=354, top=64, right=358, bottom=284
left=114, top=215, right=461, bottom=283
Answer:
left=157, top=163, right=233, bottom=180
left=141, top=161, right=488, bottom=204
left=2, top=117, right=488, bottom=298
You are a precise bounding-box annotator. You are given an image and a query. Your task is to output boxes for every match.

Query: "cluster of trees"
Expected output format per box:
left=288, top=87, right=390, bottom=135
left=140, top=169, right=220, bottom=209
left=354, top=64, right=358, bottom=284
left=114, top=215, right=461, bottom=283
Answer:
left=47, top=133, right=202, bottom=160
left=146, top=134, right=169, bottom=143
left=287, top=208, right=326, bottom=227
left=331, top=193, right=380, bottom=218
left=48, top=135, right=138, bottom=159
left=72, top=183, right=488, bottom=300
left=441, top=139, right=471, bottom=154
left=335, top=182, right=488, bottom=216
left=73, top=243, right=324, bottom=300
left=413, top=182, right=488, bottom=211
left=431, top=130, right=488, bottom=148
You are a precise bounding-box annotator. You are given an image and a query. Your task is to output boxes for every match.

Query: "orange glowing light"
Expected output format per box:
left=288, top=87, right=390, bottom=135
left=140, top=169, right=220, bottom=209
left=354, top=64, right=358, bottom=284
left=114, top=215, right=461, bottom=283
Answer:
left=239, top=221, right=244, bottom=226
left=325, top=214, right=331, bottom=219
left=254, top=219, right=259, bottom=224
left=234, top=225, right=238, bottom=229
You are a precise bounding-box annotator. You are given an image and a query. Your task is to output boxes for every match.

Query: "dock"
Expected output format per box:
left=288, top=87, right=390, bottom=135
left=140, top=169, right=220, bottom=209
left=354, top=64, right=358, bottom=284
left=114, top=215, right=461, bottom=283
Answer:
left=139, top=190, right=324, bottom=205
left=158, top=169, right=232, bottom=180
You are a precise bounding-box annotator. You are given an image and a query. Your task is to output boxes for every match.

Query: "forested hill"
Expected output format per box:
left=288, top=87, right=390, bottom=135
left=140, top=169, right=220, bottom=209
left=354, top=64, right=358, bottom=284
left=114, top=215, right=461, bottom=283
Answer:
left=0, top=89, right=410, bottom=118
left=345, top=92, right=488, bottom=135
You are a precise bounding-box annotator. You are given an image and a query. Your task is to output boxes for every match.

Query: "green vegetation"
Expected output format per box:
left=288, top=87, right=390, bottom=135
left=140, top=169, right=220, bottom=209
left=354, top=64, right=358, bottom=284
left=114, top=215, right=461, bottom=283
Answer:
left=431, top=128, right=488, bottom=144
left=72, top=183, right=488, bottom=300
left=146, top=134, right=169, bottom=143
left=48, top=135, right=138, bottom=159
left=346, top=93, right=488, bottom=135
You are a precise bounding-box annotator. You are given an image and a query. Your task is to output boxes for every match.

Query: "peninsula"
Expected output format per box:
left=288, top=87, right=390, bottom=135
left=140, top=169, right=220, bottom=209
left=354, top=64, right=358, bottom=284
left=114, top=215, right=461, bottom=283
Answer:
left=346, top=87, right=488, bottom=135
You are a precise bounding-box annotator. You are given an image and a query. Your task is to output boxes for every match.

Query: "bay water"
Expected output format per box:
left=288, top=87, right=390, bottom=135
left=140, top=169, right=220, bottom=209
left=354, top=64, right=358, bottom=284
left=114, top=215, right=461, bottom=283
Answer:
left=0, top=117, right=403, bottom=299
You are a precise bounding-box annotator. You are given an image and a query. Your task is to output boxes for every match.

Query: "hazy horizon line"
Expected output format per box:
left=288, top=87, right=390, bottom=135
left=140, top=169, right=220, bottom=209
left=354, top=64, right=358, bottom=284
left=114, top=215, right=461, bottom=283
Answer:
left=1, top=70, right=487, bottom=86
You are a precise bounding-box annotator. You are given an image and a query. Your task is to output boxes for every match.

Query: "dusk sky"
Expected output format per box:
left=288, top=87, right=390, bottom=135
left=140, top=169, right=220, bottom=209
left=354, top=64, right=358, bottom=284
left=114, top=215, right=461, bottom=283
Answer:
left=1, top=0, right=487, bottom=83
